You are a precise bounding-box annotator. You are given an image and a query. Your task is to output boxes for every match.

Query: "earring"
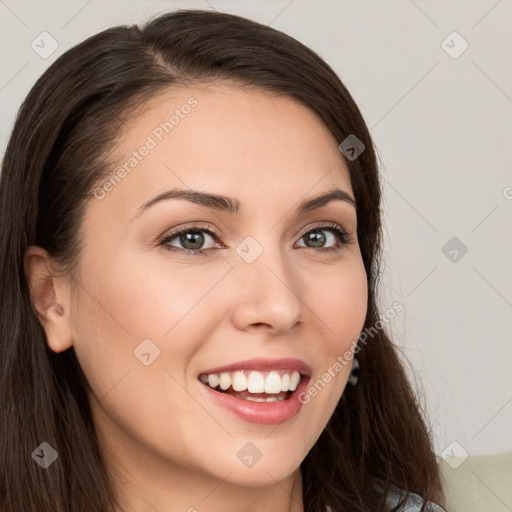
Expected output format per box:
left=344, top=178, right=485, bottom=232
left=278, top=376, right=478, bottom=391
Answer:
left=348, top=357, right=360, bottom=386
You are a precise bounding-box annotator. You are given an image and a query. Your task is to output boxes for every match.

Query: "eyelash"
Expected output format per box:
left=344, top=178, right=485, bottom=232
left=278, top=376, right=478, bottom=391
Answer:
left=158, top=222, right=354, bottom=256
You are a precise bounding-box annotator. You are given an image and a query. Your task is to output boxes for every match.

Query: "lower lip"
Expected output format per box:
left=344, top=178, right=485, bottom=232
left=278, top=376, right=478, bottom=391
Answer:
left=199, top=376, right=311, bottom=425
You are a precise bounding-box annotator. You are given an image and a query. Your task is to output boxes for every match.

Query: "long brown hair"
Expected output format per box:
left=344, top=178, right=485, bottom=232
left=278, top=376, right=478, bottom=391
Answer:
left=0, top=9, right=445, bottom=511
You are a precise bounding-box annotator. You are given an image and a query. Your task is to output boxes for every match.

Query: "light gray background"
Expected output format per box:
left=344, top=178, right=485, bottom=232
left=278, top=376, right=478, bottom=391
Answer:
left=1, top=0, right=511, bottom=459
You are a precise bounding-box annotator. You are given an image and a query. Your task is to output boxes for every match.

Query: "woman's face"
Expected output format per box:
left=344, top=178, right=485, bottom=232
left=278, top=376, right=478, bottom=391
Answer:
left=52, top=84, right=367, bottom=499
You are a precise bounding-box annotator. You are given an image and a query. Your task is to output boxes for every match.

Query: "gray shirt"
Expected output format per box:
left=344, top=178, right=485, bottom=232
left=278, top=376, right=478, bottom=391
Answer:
left=325, top=483, right=447, bottom=511
left=384, top=485, right=446, bottom=511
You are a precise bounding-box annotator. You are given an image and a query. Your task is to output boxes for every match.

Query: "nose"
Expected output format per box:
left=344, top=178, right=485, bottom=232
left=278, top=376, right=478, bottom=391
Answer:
left=229, top=241, right=304, bottom=334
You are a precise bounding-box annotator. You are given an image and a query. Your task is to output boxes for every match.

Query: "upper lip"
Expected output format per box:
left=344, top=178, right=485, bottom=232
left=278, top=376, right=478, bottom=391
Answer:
left=199, top=357, right=312, bottom=376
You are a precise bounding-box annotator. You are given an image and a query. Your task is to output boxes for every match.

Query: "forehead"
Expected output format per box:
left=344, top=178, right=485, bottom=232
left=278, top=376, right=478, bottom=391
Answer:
left=94, top=83, right=353, bottom=219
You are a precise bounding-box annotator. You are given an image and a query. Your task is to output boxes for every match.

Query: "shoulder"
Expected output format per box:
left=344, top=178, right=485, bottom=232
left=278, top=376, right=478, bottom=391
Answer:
left=385, top=484, right=446, bottom=512
left=324, top=481, right=447, bottom=512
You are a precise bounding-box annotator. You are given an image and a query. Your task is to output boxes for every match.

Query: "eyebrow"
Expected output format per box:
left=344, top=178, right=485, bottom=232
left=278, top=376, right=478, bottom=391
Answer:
left=131, top=187, right=356, bottom=220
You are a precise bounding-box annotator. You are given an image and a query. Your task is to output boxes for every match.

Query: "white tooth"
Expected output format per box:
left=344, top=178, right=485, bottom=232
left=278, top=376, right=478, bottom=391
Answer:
left=242, top=394, right=287, bottom=402
left=244, top=396, right=267, bottom=402
left=247, top=371, right=265, bottom=393
left=219, top=372, right=232, bottom=391
left=289, top=371, right=301, bottom=391
left=207, top=374, right=219, bottom=388
left=264, top=371, right=282, bottom=394
left=232, top=371, right=248, bottom=392
left=280, top=373, right=290, bottom=392
left=200, top=374, right=208, bottom=384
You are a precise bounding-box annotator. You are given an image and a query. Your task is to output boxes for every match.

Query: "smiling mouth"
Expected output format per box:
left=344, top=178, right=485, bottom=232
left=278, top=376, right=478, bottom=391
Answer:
left=198, top=369, right=304, bottom=402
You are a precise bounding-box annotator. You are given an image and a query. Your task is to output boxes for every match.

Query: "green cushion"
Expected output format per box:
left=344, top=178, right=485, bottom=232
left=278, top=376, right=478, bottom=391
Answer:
left=440, top=452, right=512, bottom=511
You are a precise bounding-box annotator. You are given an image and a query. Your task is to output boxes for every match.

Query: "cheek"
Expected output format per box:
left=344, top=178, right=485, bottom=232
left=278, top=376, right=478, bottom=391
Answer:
left=74, top=247, right=230, bottom=339
left=308, top=259, right=368, bottom=350
left=69, top=253, right=232, bottom=389
left=300, top=260, right=367, bottom=412
left=68, top=260, right=217, bottom=455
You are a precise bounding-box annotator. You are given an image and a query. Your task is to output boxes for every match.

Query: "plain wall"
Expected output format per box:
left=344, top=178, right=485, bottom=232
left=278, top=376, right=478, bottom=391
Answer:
left=1, top=0, right=511, bottom=458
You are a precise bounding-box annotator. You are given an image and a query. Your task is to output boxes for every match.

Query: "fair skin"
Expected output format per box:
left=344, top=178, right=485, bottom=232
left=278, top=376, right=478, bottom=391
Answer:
left=25, top=83, right=368, bottom=512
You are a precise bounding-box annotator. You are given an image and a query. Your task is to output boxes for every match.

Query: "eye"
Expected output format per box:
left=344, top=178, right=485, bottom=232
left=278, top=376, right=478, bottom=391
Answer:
left=159, top=223, right=220, bottom=255
left=295, top=223, right=352, bottom=253
left=159, top=222, right=353, bottom=256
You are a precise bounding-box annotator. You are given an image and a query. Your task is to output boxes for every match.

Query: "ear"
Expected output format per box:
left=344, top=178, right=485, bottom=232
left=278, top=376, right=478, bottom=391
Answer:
left=24, top=246, right=73, bottom=353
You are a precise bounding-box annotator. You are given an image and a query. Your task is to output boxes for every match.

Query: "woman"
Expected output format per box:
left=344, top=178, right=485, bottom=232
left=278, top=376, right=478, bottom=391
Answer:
left=0, top=9, right=447, bottom=512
